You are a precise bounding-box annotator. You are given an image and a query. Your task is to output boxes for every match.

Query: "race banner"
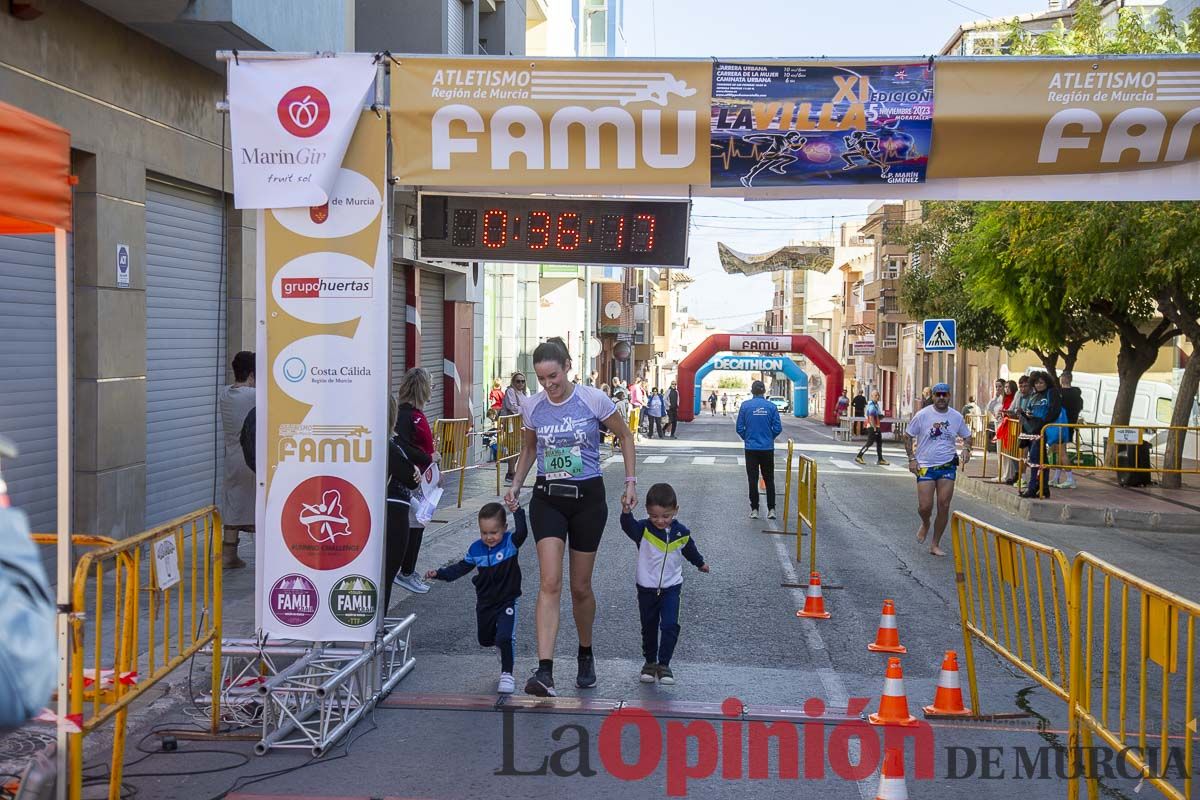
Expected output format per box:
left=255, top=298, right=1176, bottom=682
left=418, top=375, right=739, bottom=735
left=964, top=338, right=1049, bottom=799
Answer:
left=391, top=58, right=711, bottom=186
left=711, top=61, right=934, bottom=188
left=929, top=56, right=1200, bottom=179
left=718, top=242, right=835, bottom=276
left=229, top=55, right=377, bottom=209
left=255, top=112, right=389, bottom=642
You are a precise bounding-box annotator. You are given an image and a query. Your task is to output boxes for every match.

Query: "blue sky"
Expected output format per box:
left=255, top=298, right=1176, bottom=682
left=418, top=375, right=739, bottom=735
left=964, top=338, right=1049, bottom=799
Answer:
left=620, top=0, right=1046, bottom=327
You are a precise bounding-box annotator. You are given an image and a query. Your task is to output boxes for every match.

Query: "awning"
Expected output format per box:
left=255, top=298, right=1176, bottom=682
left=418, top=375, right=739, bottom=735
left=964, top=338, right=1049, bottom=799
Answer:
left=0, top=99, right=72, bottom=233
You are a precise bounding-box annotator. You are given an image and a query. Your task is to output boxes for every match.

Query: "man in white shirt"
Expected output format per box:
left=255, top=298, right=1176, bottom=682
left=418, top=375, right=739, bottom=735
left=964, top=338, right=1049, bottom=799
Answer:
left=904, top=382, right=973, bottom=557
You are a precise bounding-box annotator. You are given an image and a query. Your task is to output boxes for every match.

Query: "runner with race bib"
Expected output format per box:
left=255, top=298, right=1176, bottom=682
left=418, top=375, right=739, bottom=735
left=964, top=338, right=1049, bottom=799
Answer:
left=505, top=337, right=638, bottom=697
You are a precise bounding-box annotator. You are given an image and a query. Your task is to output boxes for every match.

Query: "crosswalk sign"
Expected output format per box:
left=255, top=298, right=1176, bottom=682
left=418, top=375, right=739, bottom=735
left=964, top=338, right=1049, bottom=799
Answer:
left=923, top=319, right=957, bottom=351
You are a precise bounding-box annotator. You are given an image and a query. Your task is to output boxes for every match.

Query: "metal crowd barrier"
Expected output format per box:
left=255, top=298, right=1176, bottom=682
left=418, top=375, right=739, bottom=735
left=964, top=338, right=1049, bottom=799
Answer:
left=1067, top=553, right=1199, bottom=800
left=949, top=512, right=1073, bottom=713
left=36, top=507, right=223, bottom=800
left=986, top=416, right=1025, bottom=484
left=433, top=417, right=472, bottom=508
left=778, top=439, right=795, bottom=535
left=494, top=413, right=522, bottom=495
left=794, top=454, right=817, bottom=573
left=1041, top=423, right=1200, bottom=480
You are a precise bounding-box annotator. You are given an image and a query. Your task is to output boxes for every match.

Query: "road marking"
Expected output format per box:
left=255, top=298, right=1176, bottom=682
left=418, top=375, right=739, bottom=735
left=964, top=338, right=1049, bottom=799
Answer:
left=737, top=456, right=745, bottom=466
left=882, top=463, right=909, bottom=472
left=772, top=537, right=874, bottom=799
left=692, top=456, right=716, bottom=465
left=644, top=455, right=668, bottom=464
left=830, top=458, right=862, bottom=471
left=603, top=455, right=622, bottom=465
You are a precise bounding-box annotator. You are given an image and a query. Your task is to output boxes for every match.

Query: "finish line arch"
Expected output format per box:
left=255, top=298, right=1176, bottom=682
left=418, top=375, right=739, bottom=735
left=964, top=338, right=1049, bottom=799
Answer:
left=678, top=334, right=843, bottom=425
left=693, top=354, right=808, bottom=418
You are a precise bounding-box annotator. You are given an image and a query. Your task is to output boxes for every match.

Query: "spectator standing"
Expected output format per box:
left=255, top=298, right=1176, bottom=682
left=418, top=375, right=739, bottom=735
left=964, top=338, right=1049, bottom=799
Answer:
left=488, top=379, right=505, bottom=423
left=851, top=390, right=867, bottom=434
left=666, top=381, right=680, bottom=438
left=1018, top=371, right=1066, bottom=500
left=629, top=378, right=646, bottom=440
left=645, top=388, right=666, bottom=438
left=501, top=372, right=528, bottom=485
left=995, top=380, right=1020, bottom=484
left=920, top=387, right=934, bottom=408
left=219, top=351, right=256, bottom=570
left=393, top=368, right=437, bottom=594
left=836, top=390, right=850, bottom=420
left=1054, top=373, right=1084, bottom=489
left=984, top=379, right=1006, bottom=447
left=736, top=381, right=783, bottom=520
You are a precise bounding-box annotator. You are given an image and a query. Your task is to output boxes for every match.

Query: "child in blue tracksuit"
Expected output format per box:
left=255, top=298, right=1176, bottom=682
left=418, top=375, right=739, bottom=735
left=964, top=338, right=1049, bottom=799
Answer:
left=426, top=497, right=526, bottom=694
left=620, top=482, right=708, bottom=685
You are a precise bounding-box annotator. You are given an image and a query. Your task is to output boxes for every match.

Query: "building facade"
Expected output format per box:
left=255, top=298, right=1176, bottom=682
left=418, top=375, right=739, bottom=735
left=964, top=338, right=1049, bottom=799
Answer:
left=0, top=0, right=524, bottom=537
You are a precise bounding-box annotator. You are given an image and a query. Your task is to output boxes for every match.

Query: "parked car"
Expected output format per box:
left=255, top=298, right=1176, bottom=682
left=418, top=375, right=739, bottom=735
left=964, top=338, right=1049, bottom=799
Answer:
left=767, top=396, right=790, bottom=413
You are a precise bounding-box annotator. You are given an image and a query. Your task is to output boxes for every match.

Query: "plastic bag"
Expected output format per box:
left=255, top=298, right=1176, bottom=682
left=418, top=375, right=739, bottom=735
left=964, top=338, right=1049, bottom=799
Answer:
left=412, top=463, right=443, bottom=526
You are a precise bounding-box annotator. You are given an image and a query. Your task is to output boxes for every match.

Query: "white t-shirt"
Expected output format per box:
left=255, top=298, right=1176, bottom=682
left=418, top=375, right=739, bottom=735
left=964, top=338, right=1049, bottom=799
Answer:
left=907, top=406, right=972, bottom=468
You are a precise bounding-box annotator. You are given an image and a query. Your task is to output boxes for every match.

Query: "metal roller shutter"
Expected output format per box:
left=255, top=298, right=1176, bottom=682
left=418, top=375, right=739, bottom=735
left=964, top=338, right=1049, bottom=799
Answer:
left=0, top=234, right=60, bottom=530
left=420, top=270, right=444, bottom=422
left=144, top=181, right=226, bottom=527
left=447, top=0, right=465, bottom=55
left=390, top=263, right=406, bottom=393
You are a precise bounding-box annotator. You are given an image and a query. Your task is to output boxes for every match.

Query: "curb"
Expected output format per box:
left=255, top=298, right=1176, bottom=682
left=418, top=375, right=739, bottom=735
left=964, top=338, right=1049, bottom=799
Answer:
left=956, top=474, right=1200, bottom=533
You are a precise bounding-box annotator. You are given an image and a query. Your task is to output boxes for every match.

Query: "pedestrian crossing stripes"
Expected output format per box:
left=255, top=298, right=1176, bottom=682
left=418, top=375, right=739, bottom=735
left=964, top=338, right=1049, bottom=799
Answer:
left=830, top=458, right=861, bottom=471
left=644, top=455, right=668, bottom=464
left=598, top=453, right=907, bottom=474
left=693, top=456, right=716, bottom=465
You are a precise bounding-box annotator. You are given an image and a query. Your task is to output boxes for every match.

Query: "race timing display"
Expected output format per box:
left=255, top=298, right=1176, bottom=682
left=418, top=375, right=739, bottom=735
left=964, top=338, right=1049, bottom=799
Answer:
left=418, top=193, right=690, bottom=268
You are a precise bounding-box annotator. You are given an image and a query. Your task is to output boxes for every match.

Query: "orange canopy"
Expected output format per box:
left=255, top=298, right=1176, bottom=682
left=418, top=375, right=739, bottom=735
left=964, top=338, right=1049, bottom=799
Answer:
left=0, top=99, right=71, bottom=233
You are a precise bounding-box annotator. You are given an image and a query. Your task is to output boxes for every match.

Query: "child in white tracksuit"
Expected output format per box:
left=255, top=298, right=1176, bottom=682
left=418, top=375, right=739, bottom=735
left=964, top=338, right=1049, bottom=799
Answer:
left=620, top=482, right=708, bottom=685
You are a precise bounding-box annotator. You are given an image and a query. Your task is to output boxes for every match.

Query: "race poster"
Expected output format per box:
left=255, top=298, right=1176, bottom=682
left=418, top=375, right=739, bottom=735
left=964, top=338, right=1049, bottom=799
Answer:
left=710, top=61, right=934, bottom=188
left=255, top=112, right=389, bottom=642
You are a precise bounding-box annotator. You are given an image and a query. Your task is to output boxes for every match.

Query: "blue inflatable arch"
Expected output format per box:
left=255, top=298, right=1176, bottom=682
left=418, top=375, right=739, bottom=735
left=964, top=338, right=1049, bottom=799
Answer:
left=693, top=354, right=809, bottom=417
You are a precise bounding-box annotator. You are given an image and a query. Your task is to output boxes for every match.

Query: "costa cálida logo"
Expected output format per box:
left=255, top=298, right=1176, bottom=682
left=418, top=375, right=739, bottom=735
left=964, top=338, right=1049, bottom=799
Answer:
left=278, top=86, right=331, bottom=138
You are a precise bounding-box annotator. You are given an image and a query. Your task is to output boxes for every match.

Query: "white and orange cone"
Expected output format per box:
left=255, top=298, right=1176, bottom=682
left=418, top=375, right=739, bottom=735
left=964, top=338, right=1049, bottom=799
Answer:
left=796, top=571, right=831, bottom=619
left=923, top=650, right=973, bottom=717
left=869, top=657, right=918, bottom=726
left=867, top=599, right=907, bottom=654
left=875, top=747, right=909, bottom=800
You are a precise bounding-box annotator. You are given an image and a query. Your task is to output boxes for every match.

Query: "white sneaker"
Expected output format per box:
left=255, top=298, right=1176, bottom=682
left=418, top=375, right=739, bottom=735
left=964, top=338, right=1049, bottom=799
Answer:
left=749, top=509, right=759, bottom=519
left=767, top=509, right=777, bottom=520
left=394, top=572, right=430, bottom=594
left=1060, top=475, right=1077, bottom=489
left=498, top=672, right=515, bottom=694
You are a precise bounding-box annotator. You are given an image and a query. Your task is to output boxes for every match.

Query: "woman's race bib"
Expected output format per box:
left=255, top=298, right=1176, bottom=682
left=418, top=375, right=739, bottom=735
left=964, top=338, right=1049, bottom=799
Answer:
left=544, top=445, right=583, bottom=480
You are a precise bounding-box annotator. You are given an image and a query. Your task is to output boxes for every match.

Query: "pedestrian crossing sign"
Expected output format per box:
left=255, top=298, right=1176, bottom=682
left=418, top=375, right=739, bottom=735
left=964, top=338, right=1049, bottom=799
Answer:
left=922, top=319, right=956, bottom=352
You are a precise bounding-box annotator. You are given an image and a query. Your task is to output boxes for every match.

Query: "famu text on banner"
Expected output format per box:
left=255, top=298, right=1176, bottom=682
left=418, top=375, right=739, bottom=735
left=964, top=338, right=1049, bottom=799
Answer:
left=929, top=56, right=1200, bottom=180
left=391, top=58, right=712, bottom=186
left=229, top=55, right=377, bottom=209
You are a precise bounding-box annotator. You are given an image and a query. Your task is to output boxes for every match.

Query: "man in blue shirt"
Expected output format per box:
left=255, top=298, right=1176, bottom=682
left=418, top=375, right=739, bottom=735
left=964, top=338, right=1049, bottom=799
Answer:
left=736, top=380, right=784, bottom=520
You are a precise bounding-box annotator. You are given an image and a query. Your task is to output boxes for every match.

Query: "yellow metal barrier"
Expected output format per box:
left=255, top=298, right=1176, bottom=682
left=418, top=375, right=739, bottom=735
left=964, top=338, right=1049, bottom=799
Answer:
left=778, top=439, right=794, bottom=535
left=950, top=512, right=1073, bottom=713
left=1067, top=552, right=1199, bottom=800
left=1042, top=423, right=1200, bottom=480
left=794, top=454, right=817, bottom=573
left=433, top=417, right=472, bottom=508
left=494, top=413, right=523, bottom=495
left=43, top=507, right=224, bottom=800
left=989, top=416, right=1025, bottom=485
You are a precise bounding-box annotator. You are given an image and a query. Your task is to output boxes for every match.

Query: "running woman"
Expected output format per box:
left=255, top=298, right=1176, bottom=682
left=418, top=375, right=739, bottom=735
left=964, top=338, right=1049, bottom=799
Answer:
left=904, top=383, right=973, bottom=556
left=504, top=337, right=638, bottom=697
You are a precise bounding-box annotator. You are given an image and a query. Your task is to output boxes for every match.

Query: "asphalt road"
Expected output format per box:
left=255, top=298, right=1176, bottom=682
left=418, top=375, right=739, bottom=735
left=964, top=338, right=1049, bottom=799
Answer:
left=114, top=412, right=1199, bottom=800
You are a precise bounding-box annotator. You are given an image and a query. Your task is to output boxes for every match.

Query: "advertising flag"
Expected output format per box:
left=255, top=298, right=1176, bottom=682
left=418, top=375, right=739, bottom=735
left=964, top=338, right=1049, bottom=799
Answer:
left=255, top=113, right=389, bottom=641
left=711, top=61, right=934, bottom=188
left=229, top=55, right=377, bottom=209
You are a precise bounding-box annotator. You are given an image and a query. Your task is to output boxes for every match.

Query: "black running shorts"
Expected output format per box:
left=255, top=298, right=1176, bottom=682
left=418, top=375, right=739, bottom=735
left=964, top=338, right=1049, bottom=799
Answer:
left=529, top=476, right=608, bottom=553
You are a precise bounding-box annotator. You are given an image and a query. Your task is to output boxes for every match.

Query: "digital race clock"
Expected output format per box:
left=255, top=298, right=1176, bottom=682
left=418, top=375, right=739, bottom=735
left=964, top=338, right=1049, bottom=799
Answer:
left=418, top=193, right=690, bottom=268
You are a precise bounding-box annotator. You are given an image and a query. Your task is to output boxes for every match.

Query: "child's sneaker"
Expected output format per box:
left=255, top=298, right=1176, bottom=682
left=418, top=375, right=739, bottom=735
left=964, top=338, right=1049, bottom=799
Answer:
left=657, top=665, right=675, bottom=685
left=497, top=672, right=515, bottom=694
left=639, top=662, right=657, bottom=683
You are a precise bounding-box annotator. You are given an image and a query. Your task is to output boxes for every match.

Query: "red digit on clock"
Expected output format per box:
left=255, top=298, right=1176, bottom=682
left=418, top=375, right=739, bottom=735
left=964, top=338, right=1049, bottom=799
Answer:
left=556, top=212, right=581, bottom=251
left=528, top=211, right=551, bottom=250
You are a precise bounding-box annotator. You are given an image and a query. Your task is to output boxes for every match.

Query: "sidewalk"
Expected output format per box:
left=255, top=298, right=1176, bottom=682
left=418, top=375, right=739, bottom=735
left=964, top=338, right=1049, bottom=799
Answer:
left=956, top=452, right=1200, bottom=532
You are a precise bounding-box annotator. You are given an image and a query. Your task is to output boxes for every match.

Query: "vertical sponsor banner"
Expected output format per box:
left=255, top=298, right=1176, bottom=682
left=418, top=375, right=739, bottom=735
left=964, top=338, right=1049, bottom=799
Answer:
left=929, top=57, right=1200, bottom=179
left=391, top=58, right=712, bottom=186
left=255, top=112, right=388, bottom=641
left=711, top=61, right=934, bottom=188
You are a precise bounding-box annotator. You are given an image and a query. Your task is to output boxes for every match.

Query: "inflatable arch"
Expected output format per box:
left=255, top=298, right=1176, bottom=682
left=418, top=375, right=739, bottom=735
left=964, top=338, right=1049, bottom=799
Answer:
left=692, top=354, right=809, bottom=418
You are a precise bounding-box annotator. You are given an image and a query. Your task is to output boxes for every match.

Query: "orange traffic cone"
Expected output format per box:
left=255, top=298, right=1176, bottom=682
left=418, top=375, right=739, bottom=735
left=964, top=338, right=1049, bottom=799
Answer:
left=923, top=650, right=973, bottom=717
left=869, top=657, right=918, bottom=726
left=867, top=599, right=907, bottom=654
left=795, top=571, right=831, bottom=619
left=874, top=747, right=909, bottom=800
